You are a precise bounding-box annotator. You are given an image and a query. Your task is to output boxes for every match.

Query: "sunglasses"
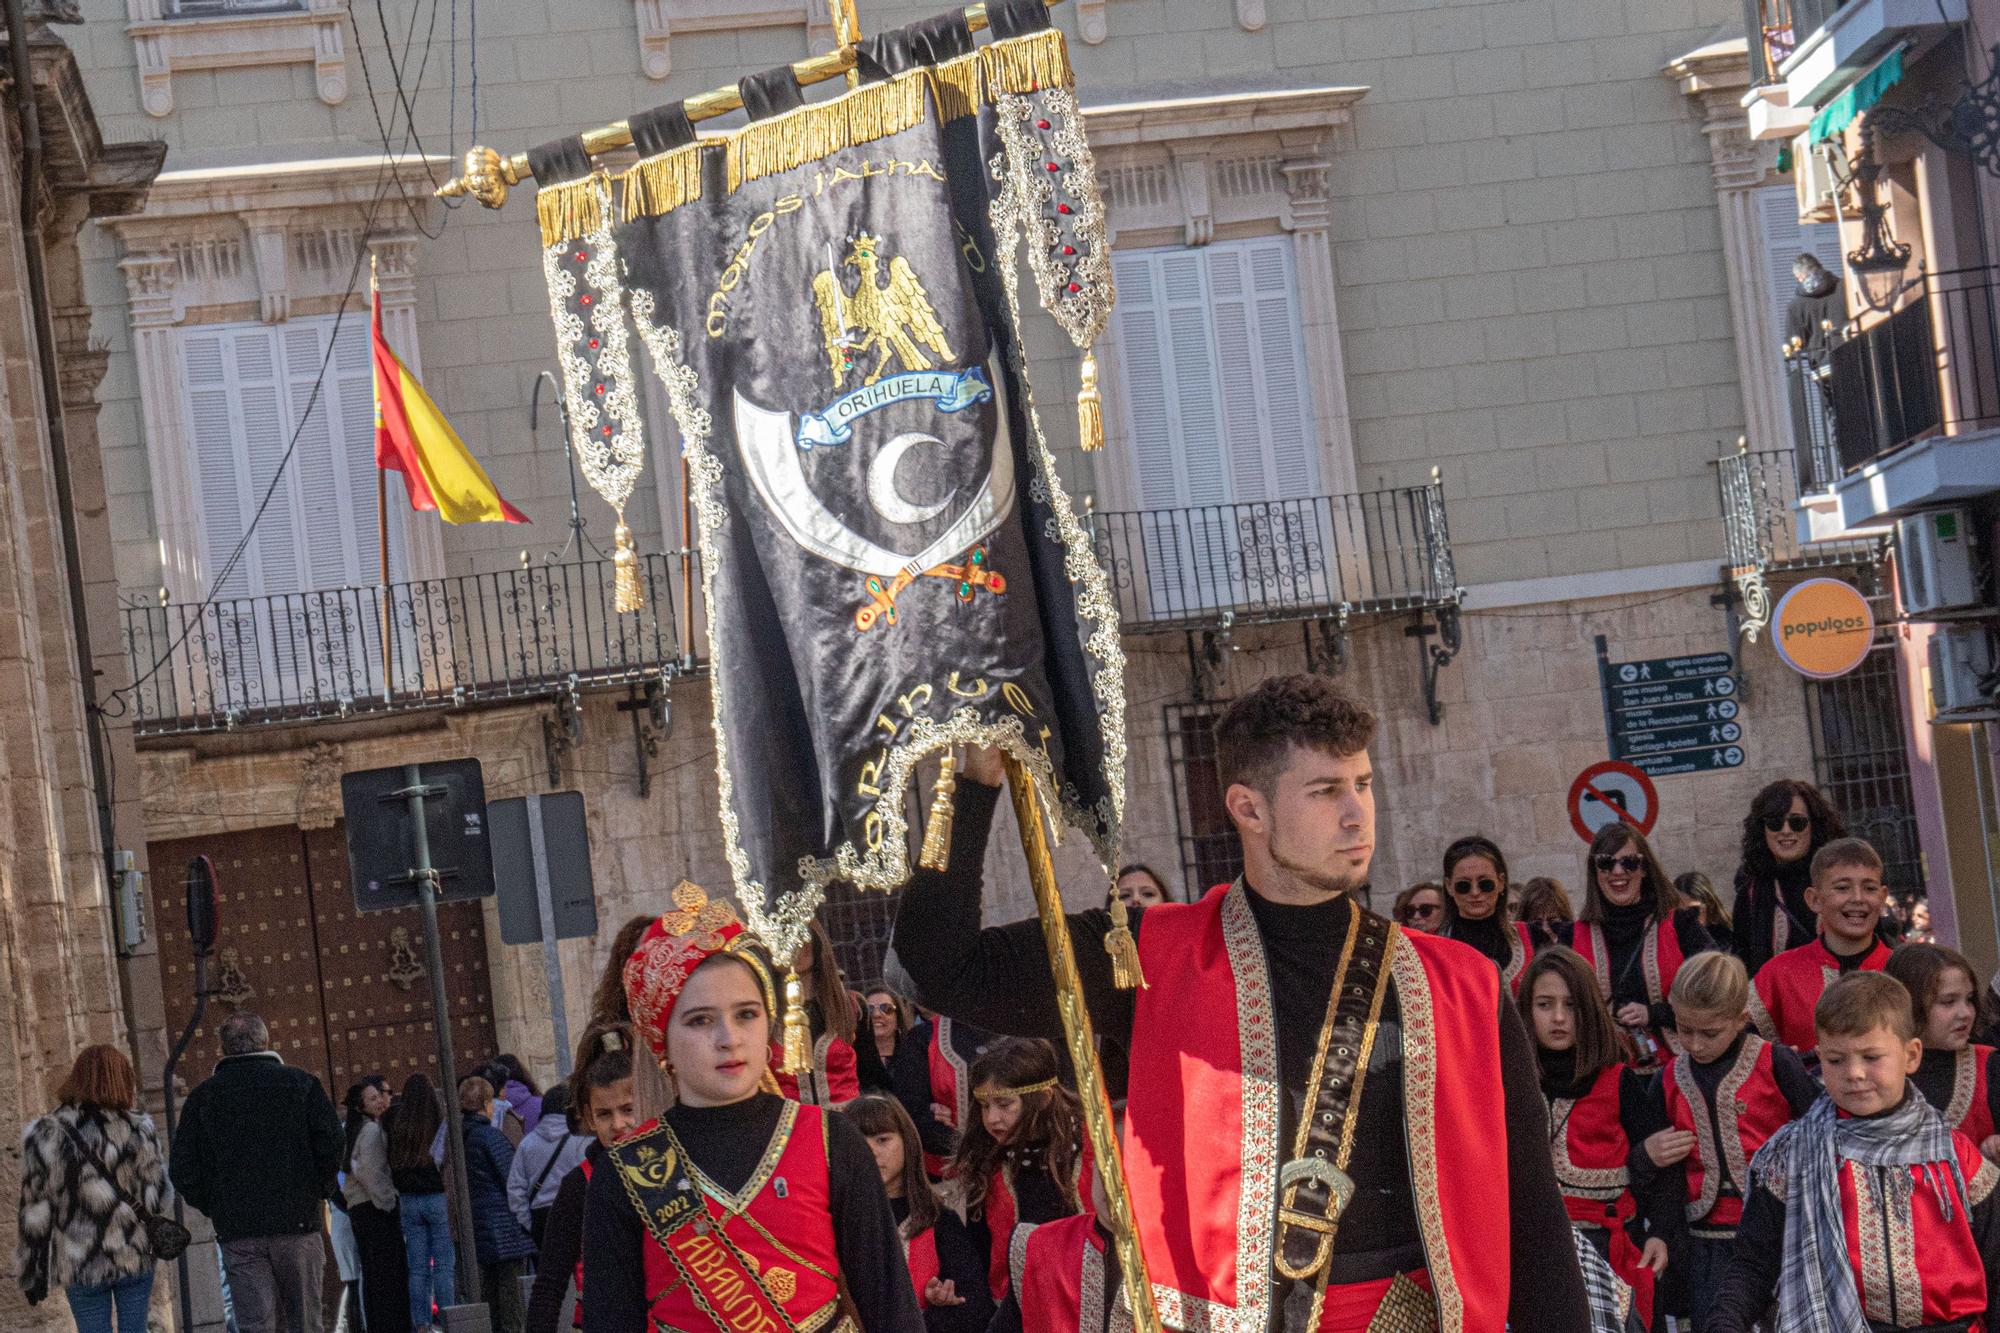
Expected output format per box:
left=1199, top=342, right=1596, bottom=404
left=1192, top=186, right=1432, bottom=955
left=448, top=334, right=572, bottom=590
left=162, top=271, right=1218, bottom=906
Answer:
left=1407, top=904, right=1441, bottom=919
left=1763, top=814, right=1811, bottom=834
left=1450, top=877, right=1498, bottom=896
left=1594, top=854, right=1646, bottom=873
left=867, top=1002, right=897, bottom=1015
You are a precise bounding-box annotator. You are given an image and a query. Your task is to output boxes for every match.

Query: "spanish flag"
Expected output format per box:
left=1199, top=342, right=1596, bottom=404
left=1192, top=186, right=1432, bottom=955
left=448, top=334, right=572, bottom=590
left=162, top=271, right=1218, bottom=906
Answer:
left=372, top=290, right=528, bottom=524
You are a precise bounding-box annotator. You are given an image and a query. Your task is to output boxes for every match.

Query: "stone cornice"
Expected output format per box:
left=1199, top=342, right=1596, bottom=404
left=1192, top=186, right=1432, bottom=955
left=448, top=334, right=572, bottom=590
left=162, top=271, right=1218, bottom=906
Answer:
left=1083, top=85, right=1369, bottom=148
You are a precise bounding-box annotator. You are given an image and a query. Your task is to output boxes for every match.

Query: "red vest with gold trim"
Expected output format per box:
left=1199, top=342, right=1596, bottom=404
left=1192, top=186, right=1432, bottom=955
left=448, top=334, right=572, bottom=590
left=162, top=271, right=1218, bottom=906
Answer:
left=1547, top=1065, right=1656, bottom=1328
left=1662, top=1035, right=1792, bottom=1229
left=1123, top=884, right=1511, bottom=1333
left=1499, top=922, right=1535, bottom=996
left=1018, top=1214, right=1107, bottom=1333
left=1946, top=1045, right=1997, bottom=1145
left=635, top=1104, right=846, bottom=1333
left=1571, top=916, right=1686, bottom=1056
left=1750, top=938, right=1891, bottom=1054
left=906, top=1227, right=940, bottom=1309
left=772, top=1036, right=860, bottom=1107
left=1833, top=1130, right=1995, bottom=1325
left=981, top=1140, right=1094, bottom=1301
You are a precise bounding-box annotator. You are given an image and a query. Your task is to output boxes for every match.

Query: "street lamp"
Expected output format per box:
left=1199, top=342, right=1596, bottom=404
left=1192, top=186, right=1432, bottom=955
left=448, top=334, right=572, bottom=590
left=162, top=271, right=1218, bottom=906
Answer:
left=1846, top=122, right=1913, bottom=313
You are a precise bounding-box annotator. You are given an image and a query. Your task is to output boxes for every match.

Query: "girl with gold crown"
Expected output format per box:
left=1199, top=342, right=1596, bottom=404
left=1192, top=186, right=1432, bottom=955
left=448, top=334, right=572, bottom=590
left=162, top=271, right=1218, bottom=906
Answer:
left=580, top=883, right=924, bottom=1333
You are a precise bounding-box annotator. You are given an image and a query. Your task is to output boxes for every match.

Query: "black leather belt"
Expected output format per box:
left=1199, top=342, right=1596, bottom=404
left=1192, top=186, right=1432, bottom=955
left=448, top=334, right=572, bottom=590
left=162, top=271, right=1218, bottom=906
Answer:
left=1275, top=909, right=1396, bottom=1287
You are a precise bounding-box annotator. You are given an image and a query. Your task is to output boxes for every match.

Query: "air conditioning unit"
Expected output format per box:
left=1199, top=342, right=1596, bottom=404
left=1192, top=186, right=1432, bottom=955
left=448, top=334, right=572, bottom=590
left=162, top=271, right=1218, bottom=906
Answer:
left=1896, top=507, right=1985, bottom=617
left=1795, top=135, right=1841, bottom=222
left=1929, top=625, right=1999, bottom=720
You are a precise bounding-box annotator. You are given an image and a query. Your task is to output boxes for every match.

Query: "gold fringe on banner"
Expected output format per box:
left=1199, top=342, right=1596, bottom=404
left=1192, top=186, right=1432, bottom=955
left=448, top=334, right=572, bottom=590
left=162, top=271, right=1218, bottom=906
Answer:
left=726, top=69, right=932, bottom=193
left=620, top=142, right=710, bottom=221
left=536, top=171, right=610, bottom=247
left=930, top=50, right=984, bottom=123
left=980, top=26, right=1074, bottom=96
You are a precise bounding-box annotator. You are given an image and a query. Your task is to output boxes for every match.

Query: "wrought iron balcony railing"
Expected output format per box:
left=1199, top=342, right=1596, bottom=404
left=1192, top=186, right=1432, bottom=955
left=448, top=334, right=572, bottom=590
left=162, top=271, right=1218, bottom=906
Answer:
left=1719, top=447, right=1882, bottom=638
left=1788, top=268, right=2000, bottom=481
left=1087, top=482, right=1460, bottom=633
left=120, top=554, right=689, bottom=736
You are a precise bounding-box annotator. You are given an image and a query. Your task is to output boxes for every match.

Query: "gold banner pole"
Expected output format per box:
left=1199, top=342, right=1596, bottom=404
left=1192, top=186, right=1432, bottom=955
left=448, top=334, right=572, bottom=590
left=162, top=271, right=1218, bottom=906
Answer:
left=1003, top=753, right=1163, bottom=1333
left=828, top=0, right=863, bottom=87
left=436, top=0, right=1072, bottom=206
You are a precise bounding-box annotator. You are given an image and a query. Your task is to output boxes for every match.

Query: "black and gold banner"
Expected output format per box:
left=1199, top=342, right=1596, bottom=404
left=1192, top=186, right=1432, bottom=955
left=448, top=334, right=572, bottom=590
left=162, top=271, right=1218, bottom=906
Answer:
left=533, top=10, right=1123, bottom=963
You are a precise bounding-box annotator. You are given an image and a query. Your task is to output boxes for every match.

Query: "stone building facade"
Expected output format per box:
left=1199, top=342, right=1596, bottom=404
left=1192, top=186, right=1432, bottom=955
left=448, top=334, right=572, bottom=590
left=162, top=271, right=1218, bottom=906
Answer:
left=39, top=0, right=1967, bottom=1321
left=0, top=12, right=162, bottom=1332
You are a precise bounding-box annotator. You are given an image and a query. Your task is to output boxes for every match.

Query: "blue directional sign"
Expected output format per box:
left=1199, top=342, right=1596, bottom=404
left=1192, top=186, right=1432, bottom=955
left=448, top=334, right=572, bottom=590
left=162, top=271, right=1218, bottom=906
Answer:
left=1595, top=638, right=1748, bottom=778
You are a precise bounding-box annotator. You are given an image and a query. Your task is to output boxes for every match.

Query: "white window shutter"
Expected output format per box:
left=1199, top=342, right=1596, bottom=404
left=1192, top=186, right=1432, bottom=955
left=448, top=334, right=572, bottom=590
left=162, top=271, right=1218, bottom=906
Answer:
left=1758, top=184, right=1844, bottom=352
left=182, top=330, right=248, bottom=599
left=1248, top=238, right=1318, bottom=500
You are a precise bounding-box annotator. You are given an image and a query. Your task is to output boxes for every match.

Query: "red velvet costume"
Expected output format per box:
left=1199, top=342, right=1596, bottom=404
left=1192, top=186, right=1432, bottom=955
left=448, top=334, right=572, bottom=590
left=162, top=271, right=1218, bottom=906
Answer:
left=1014, top=1214, right=1107, bottom=1333
left=1661, top=1034, right=1793, bottom=1231
left=1501, top=921, right=1535, bottom=995
left=907, top=1227, right=940, bottom=1308
left=1547, top=1064, right=1656, bottom=1327
left=979, top=1139, right=1093, bottom=1300
left=1122, top=885, right=1512, bottom=1333
left=773, top=1034, right=861, bottom=1107
left=930, top=1020, right=973, bottom=1138
left=1750, top=937, right=1892, bottom=1054
left=1832, top=1134, right=1995, bottom=1325
left=1947, top=1045, right=1998, bottom=1144
left=630, top=1101, right=850, bottom=1333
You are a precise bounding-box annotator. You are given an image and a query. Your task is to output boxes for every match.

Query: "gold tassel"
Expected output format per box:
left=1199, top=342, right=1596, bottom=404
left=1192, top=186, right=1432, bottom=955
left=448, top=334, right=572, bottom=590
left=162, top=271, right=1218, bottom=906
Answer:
left=1077, top=349, right=1105, bottom=453
left=980, top=27, right=1074, bottom=96
left=930, top=51, right=984, bottom=123
left=1105, top=894, right=1146, bottom=990
left=619, top=143, right=708, bottom=221
left=613, top=516, right=643, bottom=613
left=537, top=173, right=608, bottom=248
left=727, top=70, right=931, bottom=192
left=782, top=969, right=810, bottom=1074
left=919, top=750, right=958, bottom=872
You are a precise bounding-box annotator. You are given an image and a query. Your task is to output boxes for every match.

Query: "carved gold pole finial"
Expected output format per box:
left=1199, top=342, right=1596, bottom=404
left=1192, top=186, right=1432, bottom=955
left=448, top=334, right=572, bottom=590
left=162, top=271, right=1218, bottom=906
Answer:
left=436, top=145, right=513, bottom=208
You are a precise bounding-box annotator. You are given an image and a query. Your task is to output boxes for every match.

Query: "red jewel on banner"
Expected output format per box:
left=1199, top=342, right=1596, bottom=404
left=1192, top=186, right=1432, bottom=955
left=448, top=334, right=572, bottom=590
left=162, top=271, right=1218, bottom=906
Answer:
left=580, top=294, right=593, bottom=306
left=575, top=251, right=587, bottom=262
left=1057, top=203, right=1073, bottom=214
left=588, top=339, right=599, bottom=349
left=601, top=425, right=613, bottom=436
left=1068, top=283, right=1081, bottom=293
left=1062, top=245, right=1076, bottom=255
left=595, top=384, right=606, bottom=395
left=1046, top=162, right=1061, bottom=173
left=1037, top=119, right=1051, bottom=130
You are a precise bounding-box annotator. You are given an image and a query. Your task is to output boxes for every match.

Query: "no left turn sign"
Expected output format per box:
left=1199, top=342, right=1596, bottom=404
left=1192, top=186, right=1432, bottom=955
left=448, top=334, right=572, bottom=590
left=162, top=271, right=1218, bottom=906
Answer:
left=1567, top=760, right=1660, bottom=843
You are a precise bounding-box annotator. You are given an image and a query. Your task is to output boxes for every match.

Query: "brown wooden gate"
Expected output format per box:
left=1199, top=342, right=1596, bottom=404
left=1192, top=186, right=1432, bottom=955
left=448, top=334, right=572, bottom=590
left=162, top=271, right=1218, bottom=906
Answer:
left=151, top=823, right=498, bottom=1099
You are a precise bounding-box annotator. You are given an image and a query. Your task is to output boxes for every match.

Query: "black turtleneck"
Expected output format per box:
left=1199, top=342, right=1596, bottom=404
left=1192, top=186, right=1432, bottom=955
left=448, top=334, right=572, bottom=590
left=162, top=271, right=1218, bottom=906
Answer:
left=892, top=780, right=1592, bottom=1330
left=1912, top=1045, right=2000, bottom=1140
left=1730, top=859, right=1814, bottom=976
left=888, top=1195, right=993, bottom=1333
left=1444, top=909, right=1512, bottom=970
left=581, top=1093, right=921, bottom=1333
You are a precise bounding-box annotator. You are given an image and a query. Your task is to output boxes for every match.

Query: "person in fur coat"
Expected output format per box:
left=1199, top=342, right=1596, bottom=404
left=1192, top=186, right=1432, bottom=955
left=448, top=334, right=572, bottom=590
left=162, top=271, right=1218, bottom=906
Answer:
left=14, top=1044, right=170, bottom=1331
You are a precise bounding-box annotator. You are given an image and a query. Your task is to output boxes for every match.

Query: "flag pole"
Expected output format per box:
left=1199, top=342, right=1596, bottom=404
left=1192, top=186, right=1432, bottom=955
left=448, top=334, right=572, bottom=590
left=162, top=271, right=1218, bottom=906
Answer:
left=1002, top=753, right=1163, bottom=1333
left=371, top=255, right=393, bottom=702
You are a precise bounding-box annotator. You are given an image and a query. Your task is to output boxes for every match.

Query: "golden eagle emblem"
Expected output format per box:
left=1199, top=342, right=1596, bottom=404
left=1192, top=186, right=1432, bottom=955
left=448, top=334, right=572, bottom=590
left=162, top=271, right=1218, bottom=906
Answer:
left=812, top=234, right=955, bottom=389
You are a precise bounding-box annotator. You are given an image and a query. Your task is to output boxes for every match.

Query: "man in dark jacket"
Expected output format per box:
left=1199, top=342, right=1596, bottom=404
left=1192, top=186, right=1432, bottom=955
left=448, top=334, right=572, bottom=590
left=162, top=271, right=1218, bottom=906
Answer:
left=170, top=1011, right=343, bottom=1333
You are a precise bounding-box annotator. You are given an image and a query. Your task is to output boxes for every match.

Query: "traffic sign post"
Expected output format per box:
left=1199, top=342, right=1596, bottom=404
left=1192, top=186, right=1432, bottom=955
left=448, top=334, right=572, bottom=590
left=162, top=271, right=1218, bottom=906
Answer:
left=1567, top=760, right=1659, bottom=842
left=1596, top=638, right=1748, bottom=778
left=491, top=792, right=598, bottom=1079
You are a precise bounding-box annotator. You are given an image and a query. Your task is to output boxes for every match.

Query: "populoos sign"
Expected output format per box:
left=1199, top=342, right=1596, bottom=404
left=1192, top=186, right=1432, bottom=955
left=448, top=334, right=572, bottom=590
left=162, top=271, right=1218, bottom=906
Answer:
left=1772, top=577, right=1875, bottom=679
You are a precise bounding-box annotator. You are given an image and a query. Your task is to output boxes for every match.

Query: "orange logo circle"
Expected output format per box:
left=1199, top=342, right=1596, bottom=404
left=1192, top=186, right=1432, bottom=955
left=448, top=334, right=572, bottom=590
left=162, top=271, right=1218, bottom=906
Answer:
left=1772, top=578, right=1874, bottom=679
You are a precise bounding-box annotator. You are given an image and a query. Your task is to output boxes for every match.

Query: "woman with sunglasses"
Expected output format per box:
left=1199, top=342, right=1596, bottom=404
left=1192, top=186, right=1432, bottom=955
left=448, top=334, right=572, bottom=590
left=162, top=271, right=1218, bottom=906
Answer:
left=1438, top=836, right=1537, bottom=992
left=1728, top=779, right=1847, bottom=976
left=860, top=988, right=911, bottom=1095
left=1392, top=882, right=1445, bottom=933
left=1542, top=824, right=1713, bottom=1066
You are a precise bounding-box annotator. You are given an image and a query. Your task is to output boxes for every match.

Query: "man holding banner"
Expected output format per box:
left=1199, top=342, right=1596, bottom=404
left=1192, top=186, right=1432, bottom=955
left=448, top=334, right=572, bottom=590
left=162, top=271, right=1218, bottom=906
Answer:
left=895, top=675, right=1595, bottom=1333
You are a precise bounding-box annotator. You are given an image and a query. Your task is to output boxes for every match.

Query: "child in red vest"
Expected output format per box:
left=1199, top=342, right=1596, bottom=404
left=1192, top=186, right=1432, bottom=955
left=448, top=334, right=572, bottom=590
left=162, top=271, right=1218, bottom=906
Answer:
left=989, top=1146, right=1119, bottom=1333
left=844, top=1094, right=993, bottom=1333
left=1709, top=971, right=2000, bottom=1332
left=580, top=889, right=922, bottom=1333
left=526, top=1021, right=640, bottom=1333
left=1522, top=947, right=1675, bottom=1328
left=1635, top=951, right=1817, bottom=1330
left=1750, top=837, right=1893, bottom=1057
left=1889, top=943, right=2000, bottom=1159
left=948, top=1038, right=1088, bottom=1302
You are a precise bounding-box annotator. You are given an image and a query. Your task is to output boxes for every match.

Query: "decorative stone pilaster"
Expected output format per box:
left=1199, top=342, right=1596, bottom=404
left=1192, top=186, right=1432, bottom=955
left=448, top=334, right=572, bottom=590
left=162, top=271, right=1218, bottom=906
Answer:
left=1669, top=39, right=1790, bottom=456
left=1281, top=137, right=1358, bottom=499
left=295, top=742, right=345, bottom=831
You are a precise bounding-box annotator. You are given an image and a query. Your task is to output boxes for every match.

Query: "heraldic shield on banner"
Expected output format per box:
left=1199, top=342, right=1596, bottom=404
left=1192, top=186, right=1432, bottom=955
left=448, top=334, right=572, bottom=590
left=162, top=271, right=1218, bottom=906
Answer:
left=530, top=7, right=1125, bottom=966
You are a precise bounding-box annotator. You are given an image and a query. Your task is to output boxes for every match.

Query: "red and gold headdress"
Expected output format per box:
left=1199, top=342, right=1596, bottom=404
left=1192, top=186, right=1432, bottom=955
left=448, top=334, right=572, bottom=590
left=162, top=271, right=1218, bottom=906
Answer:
left=621, top=881, right=773, bottom=1058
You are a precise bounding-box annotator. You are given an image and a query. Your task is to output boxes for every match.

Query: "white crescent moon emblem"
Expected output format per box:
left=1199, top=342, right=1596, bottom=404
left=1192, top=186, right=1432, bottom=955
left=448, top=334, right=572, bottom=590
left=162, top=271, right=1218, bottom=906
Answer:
left=867, top=433, right=956, bottom=526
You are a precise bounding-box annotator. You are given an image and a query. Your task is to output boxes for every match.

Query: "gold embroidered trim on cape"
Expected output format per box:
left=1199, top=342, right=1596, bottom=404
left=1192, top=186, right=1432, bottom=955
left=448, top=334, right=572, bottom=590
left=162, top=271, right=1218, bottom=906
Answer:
left=1853, top=1167, right=1894, bottom=1322
left=727, top=70, right=932, bottom=193
left=1948, top=1046, right=1979, bottom=1131
left=1390, top=936, right=1464, bottom=1333
left=1970, top=1156, right=1999, bottom=1206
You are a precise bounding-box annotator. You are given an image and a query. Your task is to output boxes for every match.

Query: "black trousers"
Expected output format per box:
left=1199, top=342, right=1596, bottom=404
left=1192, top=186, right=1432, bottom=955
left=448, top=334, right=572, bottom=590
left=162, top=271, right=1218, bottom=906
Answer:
left=349, top=1202, right=413, bottom=1333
